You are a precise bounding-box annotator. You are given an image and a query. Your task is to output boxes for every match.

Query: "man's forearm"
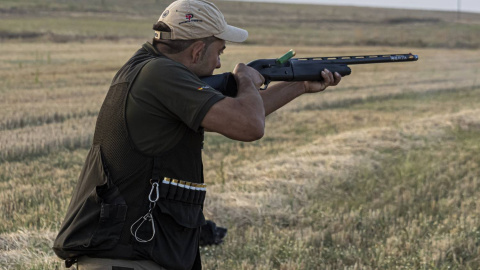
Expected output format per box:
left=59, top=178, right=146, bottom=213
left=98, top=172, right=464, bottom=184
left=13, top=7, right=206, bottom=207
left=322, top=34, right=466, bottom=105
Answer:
left=260, top=81, right=305, bottom=116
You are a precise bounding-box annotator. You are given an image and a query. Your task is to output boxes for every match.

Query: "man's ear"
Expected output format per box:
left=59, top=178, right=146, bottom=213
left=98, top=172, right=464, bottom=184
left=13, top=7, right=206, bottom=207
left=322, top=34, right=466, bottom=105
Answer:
left=190, top=41, right=206, bottom=64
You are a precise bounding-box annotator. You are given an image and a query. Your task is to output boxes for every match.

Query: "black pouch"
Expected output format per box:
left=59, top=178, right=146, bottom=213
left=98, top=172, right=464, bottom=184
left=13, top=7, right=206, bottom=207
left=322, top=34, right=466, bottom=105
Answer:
left=53, top=145, right=127, bottom=259
left=134, top=199, right=205, bottom=270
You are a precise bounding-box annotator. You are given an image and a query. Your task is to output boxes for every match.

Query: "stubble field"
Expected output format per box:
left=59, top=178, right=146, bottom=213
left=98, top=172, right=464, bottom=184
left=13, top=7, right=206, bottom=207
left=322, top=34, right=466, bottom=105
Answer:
left=1, top=1, right=480, bottom=269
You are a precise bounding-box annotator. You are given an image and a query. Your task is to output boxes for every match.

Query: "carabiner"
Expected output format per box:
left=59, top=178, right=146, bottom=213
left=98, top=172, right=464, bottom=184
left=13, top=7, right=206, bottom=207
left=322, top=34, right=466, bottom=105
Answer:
left=148, top=182, right=160, bottom=203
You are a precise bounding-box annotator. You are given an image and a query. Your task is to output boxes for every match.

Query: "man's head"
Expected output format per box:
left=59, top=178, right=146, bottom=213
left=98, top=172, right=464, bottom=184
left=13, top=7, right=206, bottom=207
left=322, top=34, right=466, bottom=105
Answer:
left=152, top=0, right=248, bottom=76
left=154, top=0, right=248, bottom=43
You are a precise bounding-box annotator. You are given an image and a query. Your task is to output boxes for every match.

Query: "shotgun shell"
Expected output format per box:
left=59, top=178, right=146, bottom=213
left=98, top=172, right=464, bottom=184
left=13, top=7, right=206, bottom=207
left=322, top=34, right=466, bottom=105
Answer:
left=276, top=49, right=296, bottom=64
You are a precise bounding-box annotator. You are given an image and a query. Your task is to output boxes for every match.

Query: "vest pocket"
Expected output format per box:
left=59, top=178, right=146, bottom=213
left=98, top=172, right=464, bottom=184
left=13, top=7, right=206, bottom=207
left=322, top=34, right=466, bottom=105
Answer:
left=53, top=145, right=127, bottom=259
left=61, top=188, right=127, bottom=250
left=146, top=199, right=205, bottom=270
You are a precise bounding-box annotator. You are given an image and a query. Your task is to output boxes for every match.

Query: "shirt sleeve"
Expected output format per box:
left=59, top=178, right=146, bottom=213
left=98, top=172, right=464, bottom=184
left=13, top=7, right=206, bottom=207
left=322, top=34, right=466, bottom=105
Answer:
left=131, top=58, right=225, bottom=131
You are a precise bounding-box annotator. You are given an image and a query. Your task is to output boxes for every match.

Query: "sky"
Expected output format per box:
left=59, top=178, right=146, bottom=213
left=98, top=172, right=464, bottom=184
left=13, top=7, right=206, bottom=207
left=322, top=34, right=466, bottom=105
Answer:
left=232, top=0, right=480, bottom=13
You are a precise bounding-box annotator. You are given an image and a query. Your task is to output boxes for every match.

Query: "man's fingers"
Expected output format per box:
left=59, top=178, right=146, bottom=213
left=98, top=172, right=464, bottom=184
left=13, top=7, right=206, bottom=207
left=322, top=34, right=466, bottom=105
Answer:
left=323, top=69, right=336, bottom=85
left=324, top=70, right=342, bottom=86
left=321, top=70, right=330, bottom=85
left=233, top=64, right=265, bottom=89
left=332, top=72, right=342, bottom=86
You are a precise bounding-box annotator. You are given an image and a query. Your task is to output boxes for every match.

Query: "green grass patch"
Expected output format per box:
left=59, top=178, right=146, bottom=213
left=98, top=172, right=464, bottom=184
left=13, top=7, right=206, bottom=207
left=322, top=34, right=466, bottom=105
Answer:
left=0, top=149, right=86, bottom=233
left=302, top=126, right=480, bottom=269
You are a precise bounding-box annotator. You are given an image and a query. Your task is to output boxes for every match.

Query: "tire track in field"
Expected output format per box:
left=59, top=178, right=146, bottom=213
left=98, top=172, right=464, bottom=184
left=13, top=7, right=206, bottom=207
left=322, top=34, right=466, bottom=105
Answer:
left=0, top=84, right=106, bottom=131
left=0, top=110, right=100, bottom=131
left=0, top=116, right=95, bottom=162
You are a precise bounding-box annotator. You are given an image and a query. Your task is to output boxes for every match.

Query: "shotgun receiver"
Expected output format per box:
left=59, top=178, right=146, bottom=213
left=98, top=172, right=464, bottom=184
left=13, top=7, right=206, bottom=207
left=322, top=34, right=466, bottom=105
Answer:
left=201, top=51, right=419, bottom=97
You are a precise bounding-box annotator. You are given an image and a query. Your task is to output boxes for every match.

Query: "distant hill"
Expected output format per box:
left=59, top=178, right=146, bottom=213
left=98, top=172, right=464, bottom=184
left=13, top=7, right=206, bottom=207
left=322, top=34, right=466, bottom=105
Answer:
left=1, top=0, right=479, bottom=48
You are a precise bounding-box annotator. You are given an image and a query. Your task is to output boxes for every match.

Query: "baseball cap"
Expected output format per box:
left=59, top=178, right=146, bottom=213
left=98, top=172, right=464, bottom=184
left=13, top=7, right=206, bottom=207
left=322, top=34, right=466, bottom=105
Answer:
left=154, top=0, right=248, bottom=43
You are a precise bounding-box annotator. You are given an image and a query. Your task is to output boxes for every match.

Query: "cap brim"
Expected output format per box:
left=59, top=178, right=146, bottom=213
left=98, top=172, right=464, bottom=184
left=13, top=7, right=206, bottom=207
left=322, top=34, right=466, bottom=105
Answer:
left=214, top=25, right=248, bottom=43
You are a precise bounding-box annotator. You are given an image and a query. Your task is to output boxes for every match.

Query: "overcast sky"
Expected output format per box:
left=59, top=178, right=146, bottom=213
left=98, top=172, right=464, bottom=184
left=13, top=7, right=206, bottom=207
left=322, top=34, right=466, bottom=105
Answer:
left=232, top=0, right=480, bottom=13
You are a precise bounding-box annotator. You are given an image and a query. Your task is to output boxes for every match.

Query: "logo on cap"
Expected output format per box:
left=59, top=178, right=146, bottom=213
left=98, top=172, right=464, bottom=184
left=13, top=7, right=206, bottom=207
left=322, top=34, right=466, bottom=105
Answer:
left=179, top=13, right=203, bottom=25
left=162, top=10, right=169, bottom=18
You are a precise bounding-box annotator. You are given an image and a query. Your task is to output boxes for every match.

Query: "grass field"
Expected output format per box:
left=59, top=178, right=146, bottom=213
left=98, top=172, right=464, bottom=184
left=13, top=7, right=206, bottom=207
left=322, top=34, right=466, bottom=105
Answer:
left=1, top=0, right=480, bottom=269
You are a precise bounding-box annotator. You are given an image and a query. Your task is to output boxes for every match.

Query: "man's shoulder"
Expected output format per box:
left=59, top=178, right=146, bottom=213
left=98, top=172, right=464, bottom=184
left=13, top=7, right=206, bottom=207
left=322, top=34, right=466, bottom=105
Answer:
left=146, top=56, right=182, bottom=67
left=139, top=59, right=204, bottom=90
left=143, top=56, right=191, bottom=76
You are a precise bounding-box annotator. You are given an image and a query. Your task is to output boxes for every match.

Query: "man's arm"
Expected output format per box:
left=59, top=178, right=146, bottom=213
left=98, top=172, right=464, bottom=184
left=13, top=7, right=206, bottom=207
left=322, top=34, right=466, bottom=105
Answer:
left=201, top=68, right=341, bottom=141
left=201, top=64, right=265, bottom=142
left=261, top=69, right=341, bottom=116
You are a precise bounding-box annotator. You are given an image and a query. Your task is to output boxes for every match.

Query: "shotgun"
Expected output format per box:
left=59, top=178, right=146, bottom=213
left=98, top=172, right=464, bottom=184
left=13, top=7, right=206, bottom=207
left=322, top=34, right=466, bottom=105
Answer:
left=201, top=50, right=419, bottom=97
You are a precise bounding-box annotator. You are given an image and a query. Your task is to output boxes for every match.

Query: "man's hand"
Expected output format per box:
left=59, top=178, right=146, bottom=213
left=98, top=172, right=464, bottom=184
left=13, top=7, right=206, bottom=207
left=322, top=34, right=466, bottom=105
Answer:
left=303, top=69, right=342, bottom=93
left=232, top=63, right=265, bottom=90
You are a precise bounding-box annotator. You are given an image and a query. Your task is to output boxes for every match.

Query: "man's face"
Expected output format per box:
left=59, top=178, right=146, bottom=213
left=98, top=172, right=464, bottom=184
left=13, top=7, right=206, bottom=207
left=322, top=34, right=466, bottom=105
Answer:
left=195, top=39, right=226, bottom=77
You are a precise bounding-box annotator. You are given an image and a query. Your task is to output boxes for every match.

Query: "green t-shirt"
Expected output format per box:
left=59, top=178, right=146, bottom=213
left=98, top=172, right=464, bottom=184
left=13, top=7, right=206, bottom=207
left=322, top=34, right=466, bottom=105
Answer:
left=126, top=43, right=225, bottom=156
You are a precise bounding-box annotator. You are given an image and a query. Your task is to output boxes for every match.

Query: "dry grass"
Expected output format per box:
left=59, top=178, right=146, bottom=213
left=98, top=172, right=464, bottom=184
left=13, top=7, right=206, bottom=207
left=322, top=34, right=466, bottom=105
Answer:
left=1, top=1, right=480, bottom=269
left=1, top=40, right=479, bottom=269
left=203, top=111, right=480, bottom=269
left=0, top=42, right=135, bottom=161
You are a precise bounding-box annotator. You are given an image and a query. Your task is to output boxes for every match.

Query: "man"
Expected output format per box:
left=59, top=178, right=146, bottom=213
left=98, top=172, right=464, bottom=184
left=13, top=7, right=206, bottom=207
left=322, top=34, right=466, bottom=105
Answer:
left=53, top=0, right=341, bottom=269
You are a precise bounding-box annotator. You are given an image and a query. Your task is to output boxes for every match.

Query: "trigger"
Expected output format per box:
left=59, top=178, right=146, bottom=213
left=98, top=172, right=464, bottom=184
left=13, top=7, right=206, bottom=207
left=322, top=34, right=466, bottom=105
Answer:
left=260, top=80, right=271, bottom=90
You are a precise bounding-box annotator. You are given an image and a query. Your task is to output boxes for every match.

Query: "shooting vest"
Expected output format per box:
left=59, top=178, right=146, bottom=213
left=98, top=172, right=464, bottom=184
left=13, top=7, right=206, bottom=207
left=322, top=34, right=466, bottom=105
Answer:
left=53, top=45, right=206, bottom=270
